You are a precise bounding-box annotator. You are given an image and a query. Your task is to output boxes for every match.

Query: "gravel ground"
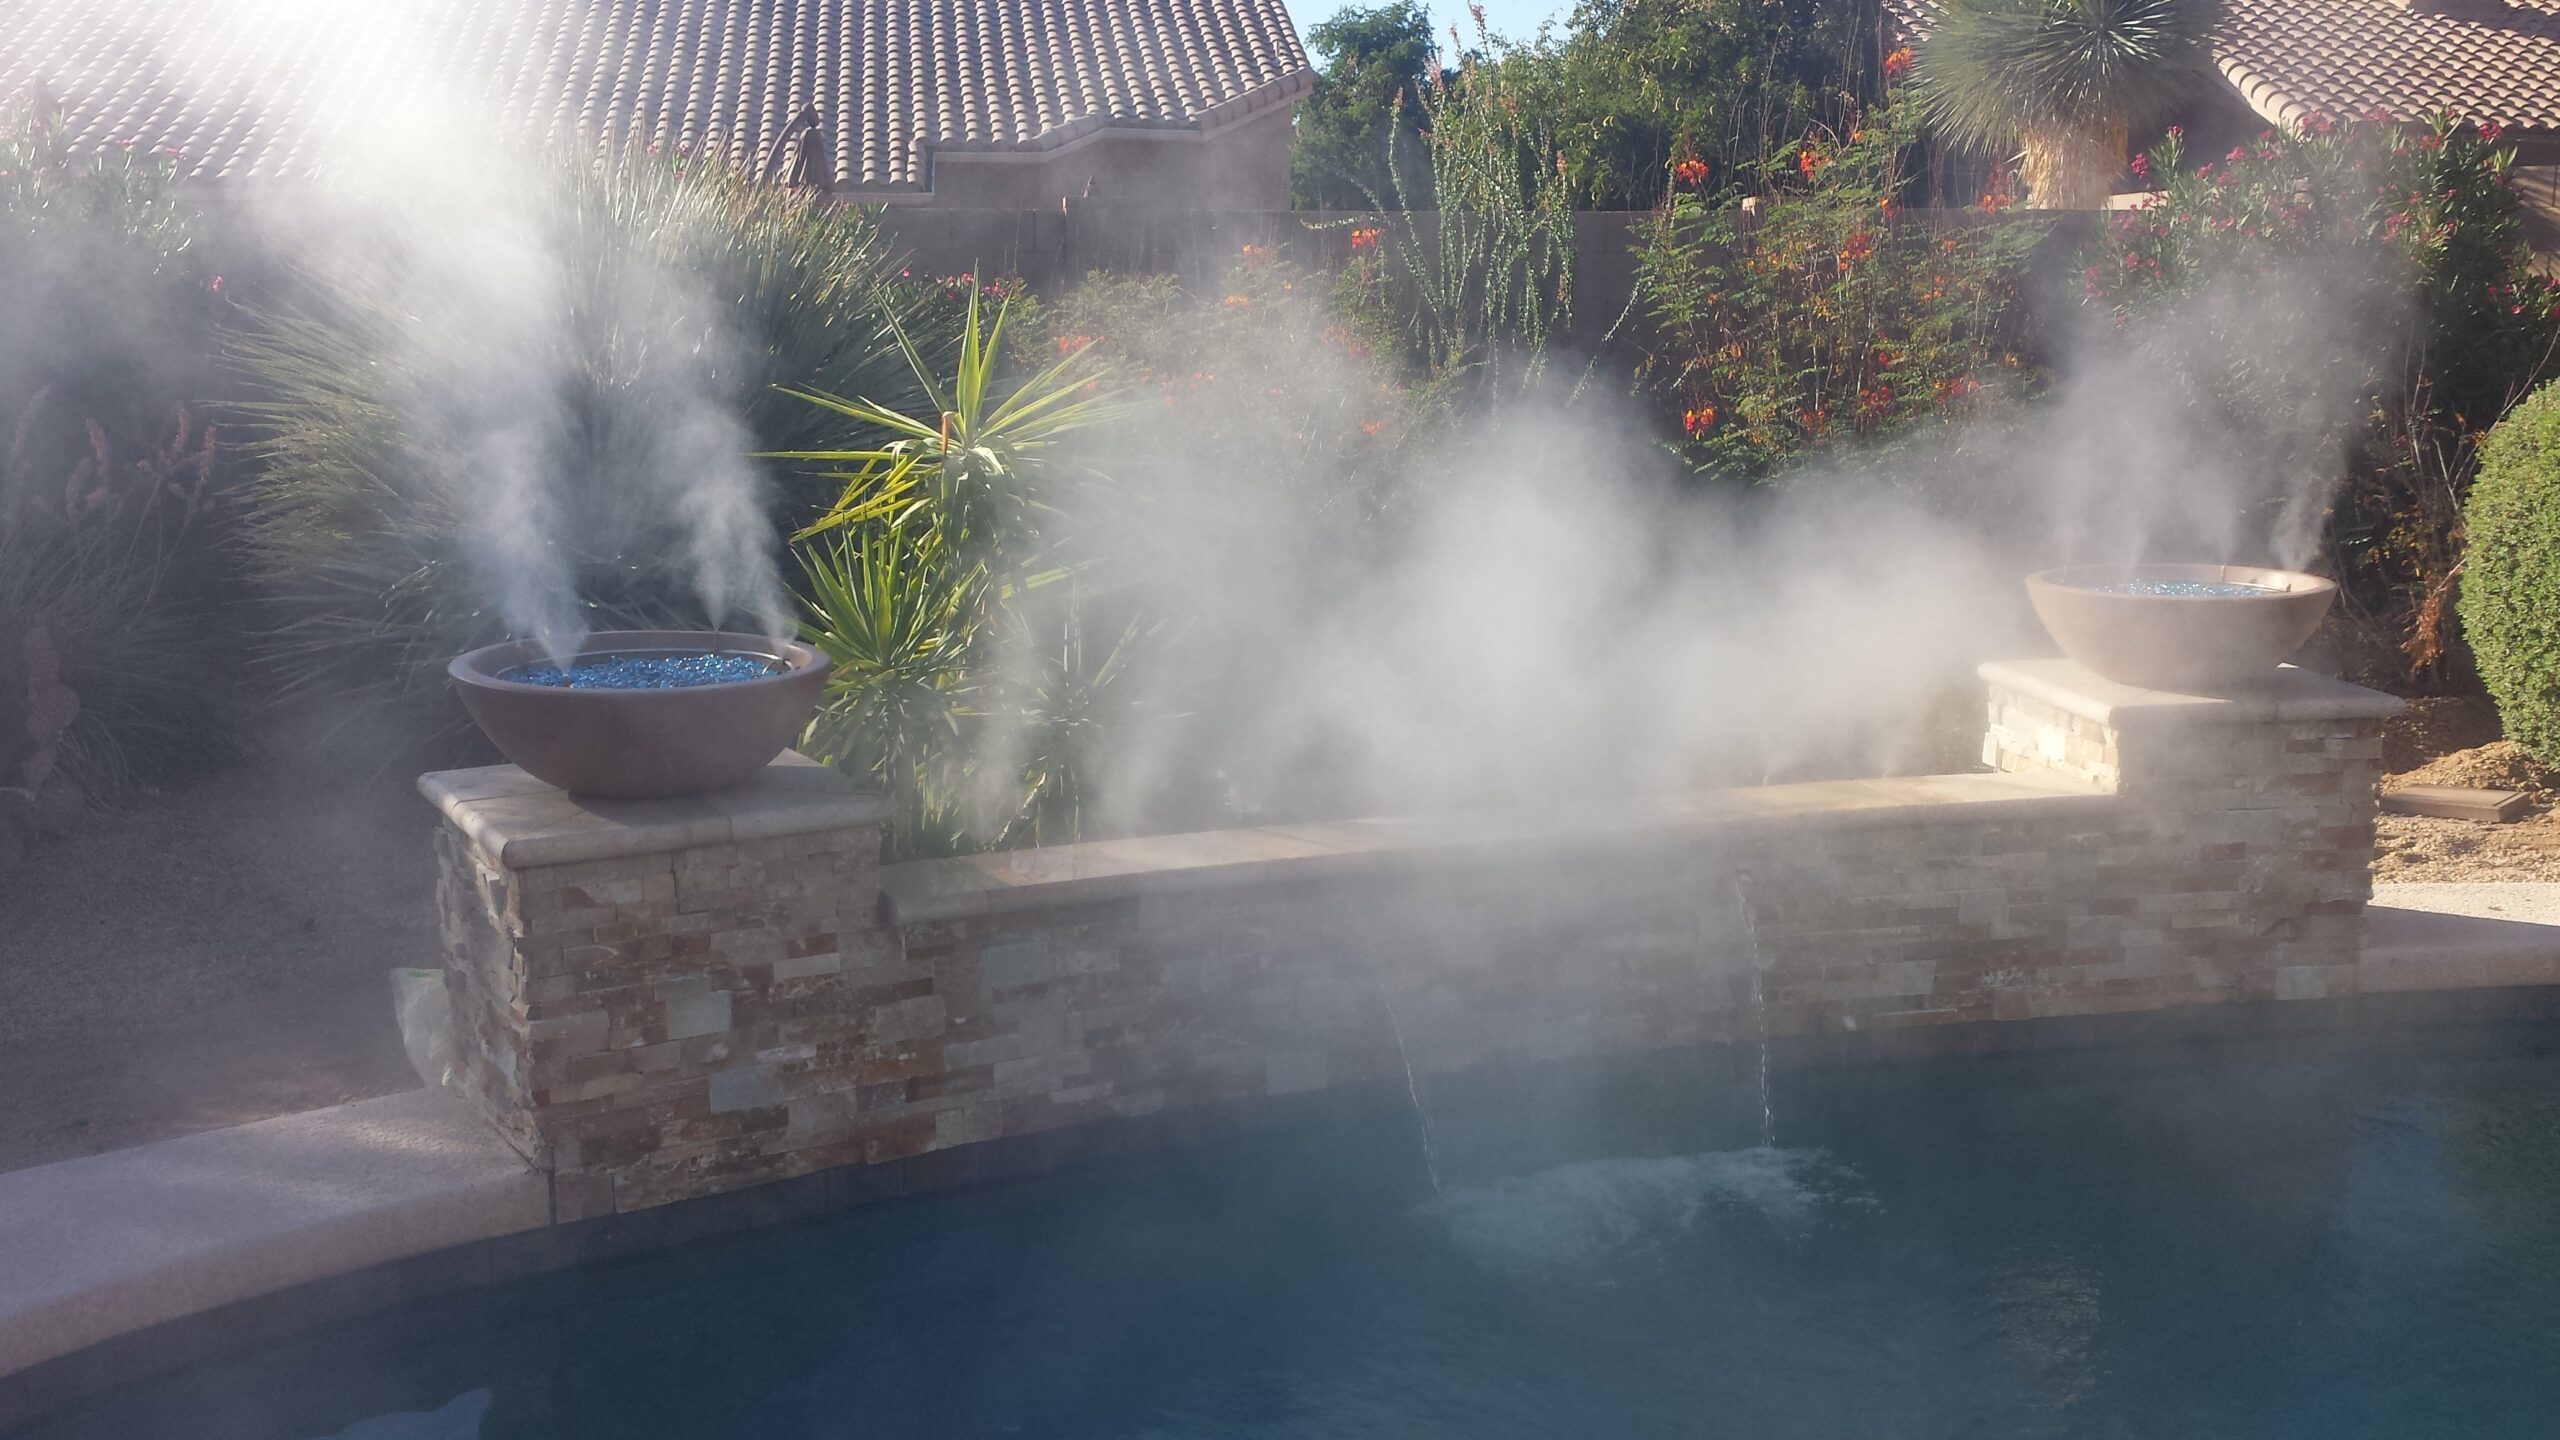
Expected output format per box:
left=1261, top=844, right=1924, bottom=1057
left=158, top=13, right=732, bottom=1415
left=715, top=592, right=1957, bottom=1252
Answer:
left=0, top=747, right=432, bottom=1174
left=2374, top=725, right=2560, bottom=884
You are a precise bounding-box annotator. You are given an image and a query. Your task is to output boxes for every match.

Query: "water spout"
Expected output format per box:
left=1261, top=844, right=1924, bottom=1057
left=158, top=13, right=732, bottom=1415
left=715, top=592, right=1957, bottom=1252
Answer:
left=1731, top=874, right=1775, bottom=1149
left=1383, top=989, right=1444, bottom=1195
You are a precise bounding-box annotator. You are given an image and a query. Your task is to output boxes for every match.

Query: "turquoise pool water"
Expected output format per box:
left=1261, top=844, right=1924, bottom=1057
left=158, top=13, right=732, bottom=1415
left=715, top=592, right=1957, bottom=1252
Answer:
left=18, top=1022, right=2560, bottom=1439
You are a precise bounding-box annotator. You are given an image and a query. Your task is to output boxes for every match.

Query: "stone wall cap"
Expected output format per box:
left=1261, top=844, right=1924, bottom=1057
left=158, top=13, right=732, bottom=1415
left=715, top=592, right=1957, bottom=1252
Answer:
left=880, top=770, right=2117, bottom=924
left=1979, top=658, right=2405, bottom=728
left=418, top=752, right=890, bottom=869
left=0, top=1088, right=544, bottom=1383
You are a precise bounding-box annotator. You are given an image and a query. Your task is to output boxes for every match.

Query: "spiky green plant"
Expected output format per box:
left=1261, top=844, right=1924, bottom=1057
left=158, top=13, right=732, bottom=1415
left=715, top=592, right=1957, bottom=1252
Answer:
left=234, top=148, right=913, bottom=736
left=782, top=289, right=1125, bottom=561
left=782, top=292, right=1136, bottom=857
left=1912, top=0, right=2220, bottom=208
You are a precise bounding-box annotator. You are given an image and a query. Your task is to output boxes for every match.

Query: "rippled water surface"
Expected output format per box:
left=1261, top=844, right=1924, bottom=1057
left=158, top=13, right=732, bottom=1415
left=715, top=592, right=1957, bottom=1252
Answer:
left=19, top=1022, right=2560, bottom=1440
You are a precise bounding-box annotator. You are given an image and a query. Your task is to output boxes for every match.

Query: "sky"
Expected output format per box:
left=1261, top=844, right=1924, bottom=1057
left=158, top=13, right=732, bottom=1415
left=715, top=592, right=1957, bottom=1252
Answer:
left=1297, top=0, right=1571, bottom=57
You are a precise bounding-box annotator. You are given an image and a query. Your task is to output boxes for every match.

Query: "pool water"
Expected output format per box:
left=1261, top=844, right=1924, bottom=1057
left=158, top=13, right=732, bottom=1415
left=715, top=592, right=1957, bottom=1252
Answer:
left=19, top=1023, right=2560, bottom=1440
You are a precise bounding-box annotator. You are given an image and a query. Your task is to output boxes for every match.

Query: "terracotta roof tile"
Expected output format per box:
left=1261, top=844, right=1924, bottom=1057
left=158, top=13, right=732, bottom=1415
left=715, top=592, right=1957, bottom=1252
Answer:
left=0, top=0, right=1313, bottom=190
left=1886, top=0, right=2560, bottom=137
left=2219, top=0, right=2560, bottom=135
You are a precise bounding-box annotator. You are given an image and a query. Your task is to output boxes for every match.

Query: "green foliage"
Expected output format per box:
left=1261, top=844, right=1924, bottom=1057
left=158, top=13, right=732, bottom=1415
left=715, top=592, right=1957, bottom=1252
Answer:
left=881, top=268, right=1043, bottom=369
left=2460, top=380, right=2560, bottom=763
left=1292, top=1, right=1443, bottom=210
left=1637, top=103, right=2044, bottom=477
left=1044, top=252, right=1439, bottom=520
left=786, top=292, right=1134, bottom=857
left=235, top=149, right=911, bottom=729
left=0, top=102, right=236, bottom=809
left=0, top=527, right=233, bottom=804
left=1913, top=0, right=2218, bottom=155
left=1529, top=0, right=1872, bottom=209
left=0, top=105, right=220, bottom=520
left=1353, top=36, right=1590, bottom=401
left=2088, top=116, right=2560, bottom=683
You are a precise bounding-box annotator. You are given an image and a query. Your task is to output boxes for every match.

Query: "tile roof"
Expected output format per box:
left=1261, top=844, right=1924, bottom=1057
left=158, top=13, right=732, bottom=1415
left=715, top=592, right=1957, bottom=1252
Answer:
left=2219, top=0, right=2560, bottom=135
left=0, top=0, right=1314, bottom=191
left=1887, top=0, right=2560, bottom=137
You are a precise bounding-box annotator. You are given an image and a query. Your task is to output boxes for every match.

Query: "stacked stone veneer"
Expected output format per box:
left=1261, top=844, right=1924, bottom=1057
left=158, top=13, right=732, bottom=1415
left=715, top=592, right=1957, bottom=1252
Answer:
left=427, top=757, right=894, bottom=1219
left=426, top=661, right=2401, bottom=1217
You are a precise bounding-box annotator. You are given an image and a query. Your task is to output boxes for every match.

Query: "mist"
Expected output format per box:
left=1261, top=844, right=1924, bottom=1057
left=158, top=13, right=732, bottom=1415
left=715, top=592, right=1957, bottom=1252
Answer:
left=5, top=0, right=2395, bottom=825
left=16, top=0, right=795, bottom=664
left=1027, top=243, right=2397, bottom=832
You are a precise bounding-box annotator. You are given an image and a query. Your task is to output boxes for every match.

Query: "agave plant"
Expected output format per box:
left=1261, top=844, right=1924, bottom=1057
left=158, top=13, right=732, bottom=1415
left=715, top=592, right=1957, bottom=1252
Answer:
left=1912, top=0, right=2220, bottom=209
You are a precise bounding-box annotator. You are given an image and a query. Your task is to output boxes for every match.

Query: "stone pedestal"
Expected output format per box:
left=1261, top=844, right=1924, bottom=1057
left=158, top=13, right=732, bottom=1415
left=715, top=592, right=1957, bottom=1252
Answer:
left=1979, top=658, right=2401, bottom=1004
left=421, top=754, right=890, bottom=1220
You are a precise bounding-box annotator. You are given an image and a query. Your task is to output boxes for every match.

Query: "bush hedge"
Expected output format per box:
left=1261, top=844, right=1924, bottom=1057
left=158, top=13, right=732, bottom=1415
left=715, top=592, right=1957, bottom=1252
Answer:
left=2459, top=379, right=2560, bottom=764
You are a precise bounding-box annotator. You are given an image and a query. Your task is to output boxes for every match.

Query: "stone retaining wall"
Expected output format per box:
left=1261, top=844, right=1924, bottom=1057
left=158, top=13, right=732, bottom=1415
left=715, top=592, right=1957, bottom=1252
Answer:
left=423, top=660, right=2400, bottom=1217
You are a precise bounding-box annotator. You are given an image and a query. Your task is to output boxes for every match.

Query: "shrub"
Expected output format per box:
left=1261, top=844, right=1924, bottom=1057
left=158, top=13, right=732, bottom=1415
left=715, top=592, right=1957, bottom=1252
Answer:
left=0, top=528, right=232, bottom=808
left=2459, top=380, right=2560, bottom=763
left=0, top=102, right=237, bottom=823
left=236, top=150, right=913, bottom=732
left=0, top=104, right=223, bottom=534
left=2086, top=116, right=2560, bottom=686
left=1637, top=101, right=2044, bottom=477
left=787, top=293, right=1129, bottom=858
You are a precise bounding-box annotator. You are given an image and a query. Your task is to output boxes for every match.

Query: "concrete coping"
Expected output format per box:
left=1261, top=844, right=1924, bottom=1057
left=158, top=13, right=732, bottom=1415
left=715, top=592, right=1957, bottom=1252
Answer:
left=880, top=769, right=2116, bottom=925
left=418, top=751, right=891, bottom=870
left=1979, top=658, right=2404, bottom=730
left=0, top=1088, right=546, bottom=1383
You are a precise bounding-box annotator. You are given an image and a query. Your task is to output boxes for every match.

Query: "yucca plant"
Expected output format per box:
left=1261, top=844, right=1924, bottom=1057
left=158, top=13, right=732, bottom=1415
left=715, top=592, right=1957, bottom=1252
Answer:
left=1912, top=0, right=2220, bottom=209
left=782, top=288, right=1125, bottom=563
left=234, top=147, right=914, bottom=736
left=796, top=525, right=980, bottom=856
left=781, top=291, right=1136, bottom=857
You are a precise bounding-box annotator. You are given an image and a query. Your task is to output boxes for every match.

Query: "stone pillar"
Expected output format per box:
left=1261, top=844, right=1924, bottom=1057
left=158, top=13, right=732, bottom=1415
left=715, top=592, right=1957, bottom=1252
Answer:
left=421, top=754, right=892, bottom=1220
left=1979, top=659, right=2400, bottom=1004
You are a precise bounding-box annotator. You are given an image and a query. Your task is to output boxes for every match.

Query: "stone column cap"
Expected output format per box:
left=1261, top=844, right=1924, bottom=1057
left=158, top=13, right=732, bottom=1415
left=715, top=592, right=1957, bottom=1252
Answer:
left=1981, top=658, right=2404, bottom=729
left=418, top=751, right=888, bottom=869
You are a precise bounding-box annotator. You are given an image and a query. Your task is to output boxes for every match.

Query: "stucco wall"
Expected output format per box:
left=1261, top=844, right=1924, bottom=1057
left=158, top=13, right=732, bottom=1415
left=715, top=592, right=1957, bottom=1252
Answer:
left=921, top=107, right=1294, bottom=210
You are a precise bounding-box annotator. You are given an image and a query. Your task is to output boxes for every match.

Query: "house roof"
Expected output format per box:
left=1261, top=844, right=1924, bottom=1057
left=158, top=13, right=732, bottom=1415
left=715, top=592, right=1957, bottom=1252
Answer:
left=2218, top=0, right=2560, bottom=135
left=0, top=0, right=1314, bottom=192
left=1887, top=0, right=2560, bottom=138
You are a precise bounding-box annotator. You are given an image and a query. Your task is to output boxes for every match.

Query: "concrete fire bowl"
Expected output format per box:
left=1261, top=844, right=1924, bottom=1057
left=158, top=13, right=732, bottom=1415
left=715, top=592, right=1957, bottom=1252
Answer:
left=448, top=629, right=827, bottom=799
left=2025, top=564, right=2336, bottom=693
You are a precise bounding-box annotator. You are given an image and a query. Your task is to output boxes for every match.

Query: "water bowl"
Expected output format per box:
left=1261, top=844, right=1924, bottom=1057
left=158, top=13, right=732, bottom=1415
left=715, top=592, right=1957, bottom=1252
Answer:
left=448, top=629, right=827, bottom=798
left=2024, top=564, right=2335, bottom=693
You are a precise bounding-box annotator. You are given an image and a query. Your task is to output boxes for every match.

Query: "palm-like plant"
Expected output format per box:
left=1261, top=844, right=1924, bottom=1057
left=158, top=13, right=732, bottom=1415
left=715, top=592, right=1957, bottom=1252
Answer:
left=780, top=290, right=1134, bottom=857
left=781, top=288, right=1123, bottom=563
left=1912, top=0, right=2221, bottom=209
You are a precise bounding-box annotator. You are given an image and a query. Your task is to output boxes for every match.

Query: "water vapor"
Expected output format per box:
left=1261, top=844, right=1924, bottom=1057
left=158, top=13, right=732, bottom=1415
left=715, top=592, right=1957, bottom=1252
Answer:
left=17, top=0, right=794, bottom=661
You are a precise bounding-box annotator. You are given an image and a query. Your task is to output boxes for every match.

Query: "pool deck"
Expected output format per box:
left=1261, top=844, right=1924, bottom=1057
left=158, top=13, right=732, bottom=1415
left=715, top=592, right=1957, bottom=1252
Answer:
left=0, top=1088, right=545, bottom=1391
left=2364, top=883, right=2560, bottom=991
left=1, top=881, right=2557, bottom=1422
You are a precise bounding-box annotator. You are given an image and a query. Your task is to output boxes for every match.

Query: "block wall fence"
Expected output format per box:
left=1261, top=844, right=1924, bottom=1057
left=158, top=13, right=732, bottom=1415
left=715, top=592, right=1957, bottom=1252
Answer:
left=425, top=659, right=2400, bottom=1219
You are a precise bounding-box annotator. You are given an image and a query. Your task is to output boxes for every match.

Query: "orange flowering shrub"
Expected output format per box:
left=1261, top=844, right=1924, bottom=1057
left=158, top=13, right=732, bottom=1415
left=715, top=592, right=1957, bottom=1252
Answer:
left=1636, top=101, right=2041, bottom=477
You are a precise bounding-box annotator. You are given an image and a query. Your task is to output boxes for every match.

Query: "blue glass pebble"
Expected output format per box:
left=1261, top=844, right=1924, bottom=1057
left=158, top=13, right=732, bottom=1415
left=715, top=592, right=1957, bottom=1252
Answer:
left=503, top=652, right=779, bottom=689
left=2081, top=578, right=2274, bottom=598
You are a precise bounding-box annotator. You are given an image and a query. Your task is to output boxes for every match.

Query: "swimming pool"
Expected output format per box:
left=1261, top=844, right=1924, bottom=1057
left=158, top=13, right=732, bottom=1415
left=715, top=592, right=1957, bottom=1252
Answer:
left=17, top=1021, right=2560, bottom=1439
